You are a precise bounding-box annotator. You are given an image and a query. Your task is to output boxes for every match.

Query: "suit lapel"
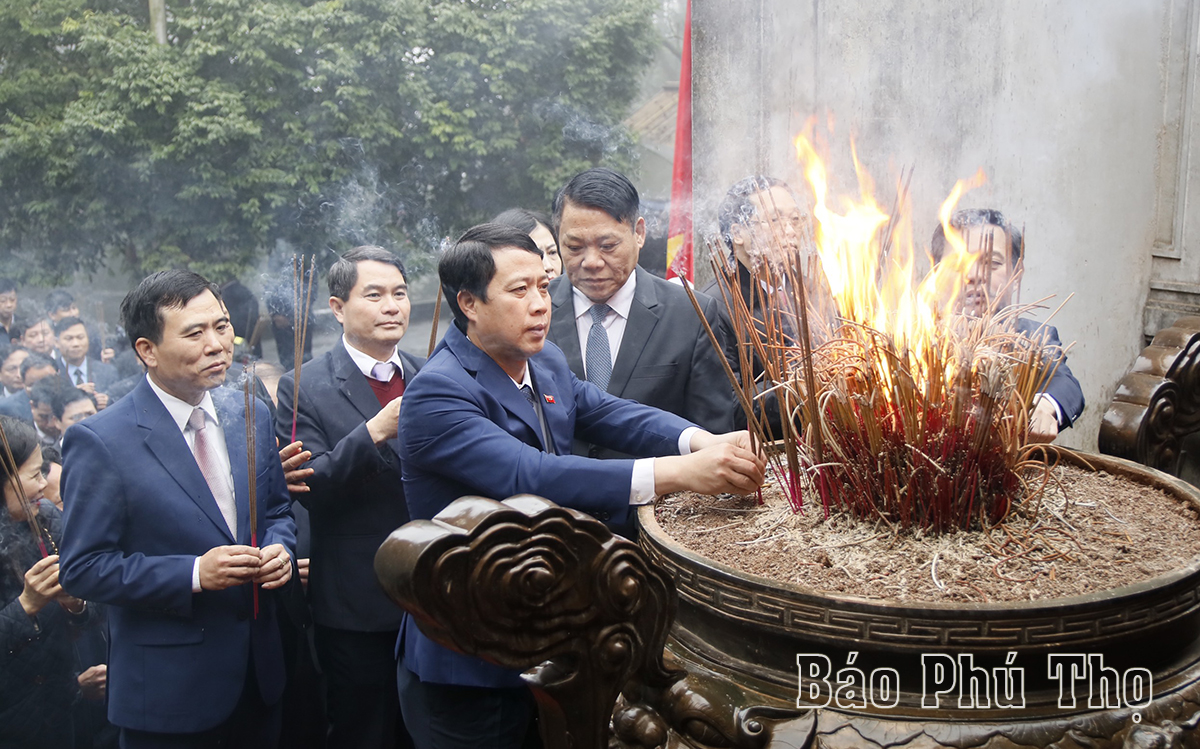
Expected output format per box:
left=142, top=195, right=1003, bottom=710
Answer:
left=134, top=381, right=235, bottom=543
left=332, top=342, right=385, bottom=421
left=549, top=278, right=585, bottom=379
left=607, top=268, right=660, bottom=397
left=446, top=325, right=546, bottom=449
left=529, top=358, right=566, bottom=454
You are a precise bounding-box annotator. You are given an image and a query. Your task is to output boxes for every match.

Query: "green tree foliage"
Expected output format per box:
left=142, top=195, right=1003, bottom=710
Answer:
left=0, top=0, right=658, bottom=282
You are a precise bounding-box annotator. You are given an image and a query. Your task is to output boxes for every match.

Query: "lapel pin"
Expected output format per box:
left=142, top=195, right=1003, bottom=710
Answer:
left=543, top=394, right=556, bottom=404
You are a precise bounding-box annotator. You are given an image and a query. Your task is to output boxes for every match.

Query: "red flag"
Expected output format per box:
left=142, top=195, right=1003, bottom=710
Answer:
left=666, top=0, right=693, bottom=283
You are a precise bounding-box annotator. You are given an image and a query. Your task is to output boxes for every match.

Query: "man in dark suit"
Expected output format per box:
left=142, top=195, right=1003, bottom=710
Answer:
left=931, top=209, right=1085, bottom=440
left=546, top=168, right=735, bottom=460
left=397, top=224, right=765, bottom=749
left=274, top=246, right=421, bottom=749
left=54, top=315, right=118, bottom=409
left=0, top=278, right=16, bottom=341
left=59, top=270, right=296, bottom=748
left=0, top=352, right=59, bottom=425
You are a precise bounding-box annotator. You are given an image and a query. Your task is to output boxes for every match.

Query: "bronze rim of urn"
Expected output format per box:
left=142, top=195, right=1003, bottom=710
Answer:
left=638, top=449, right=1200, bottom=717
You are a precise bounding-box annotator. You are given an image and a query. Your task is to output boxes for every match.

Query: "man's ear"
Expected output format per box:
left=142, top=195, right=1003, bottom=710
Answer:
left=133, top=338, right=157, bottom=371
left=457, top=290, right=479, bottom=324
left=634, top=216, right=646, bottom=250
left=328, top=296, right=345, bottom=324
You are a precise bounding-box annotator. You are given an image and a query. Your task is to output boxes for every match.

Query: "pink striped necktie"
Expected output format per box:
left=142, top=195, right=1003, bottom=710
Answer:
left=189, top=407, right=237, bottom=537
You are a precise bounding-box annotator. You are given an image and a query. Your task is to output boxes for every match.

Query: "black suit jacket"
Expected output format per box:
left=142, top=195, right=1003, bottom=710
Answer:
left=547, top=267, right=734, bottom=460
left=274, top=342, right=424, bottom=632
left=0, top=391, right=32, bottom=423
left=1015, top=318, right=1085, bottom=428
left=58, top=357, right=119, bottom=392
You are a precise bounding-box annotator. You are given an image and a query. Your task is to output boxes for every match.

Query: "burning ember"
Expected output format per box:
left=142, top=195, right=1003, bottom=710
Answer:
left=696, top=129, right=1067, bottom=534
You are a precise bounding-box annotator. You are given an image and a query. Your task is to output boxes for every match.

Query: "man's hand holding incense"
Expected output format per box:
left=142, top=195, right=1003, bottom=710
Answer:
left=254, top=544, right=292, bottom=590
left=653, top=430, right=766, bottom=498
left=198, top=545, right=262, bottom=591
left=279, top=440, right=313, bottom=493
left=366, top=396, right=403, bottom=445
left=1029, top=397, right=1059, bottom=443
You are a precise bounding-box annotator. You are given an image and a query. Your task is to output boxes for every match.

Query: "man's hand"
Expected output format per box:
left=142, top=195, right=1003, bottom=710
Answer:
left=297, top=558, right=310, bottom=588
left=1029, top=397, right=1059, bottom=443
left=365, top=397, right=403, bottom=445
left=688, top=429, right=757, bottom=453
left=78, top=665, right=107, bottom=701
left=279, top=440, right=313, bottom=493
left=76, top=381, right=96, bottom=395
left=100, top=347, right=115, bottom=364
left=254, top=544, right=292, bottom=590
left=94, top=392, right=109, bottom=410
left=198, top=545, right=262, bottom=591
left=19, top=554, right=63, bottom=616
left=654, top=439, right=766, bottom=497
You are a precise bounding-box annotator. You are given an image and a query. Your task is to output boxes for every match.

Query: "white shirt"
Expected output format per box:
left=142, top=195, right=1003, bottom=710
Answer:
left=572, top=272, right=637, bottom=379
left=66, top=360, right=89, bottom=386
left=146, top=375, right=235, bottom=593
left=342, top=337, right=405, bottom=381
left=508, top=362, right=699, bottom=506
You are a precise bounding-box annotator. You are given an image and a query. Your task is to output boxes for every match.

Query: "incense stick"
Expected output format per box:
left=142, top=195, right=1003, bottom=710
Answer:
left=427, top=284, right=443, bottom=358
left=243, top=364, right=259, bottom=618
left=289, top=255, right=317, bottom=443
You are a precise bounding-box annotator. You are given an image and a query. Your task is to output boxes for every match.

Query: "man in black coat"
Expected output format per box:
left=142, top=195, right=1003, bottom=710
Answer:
left=274, top=246, right=421, bottom=749
left=546, top=168, right=735, bottom=461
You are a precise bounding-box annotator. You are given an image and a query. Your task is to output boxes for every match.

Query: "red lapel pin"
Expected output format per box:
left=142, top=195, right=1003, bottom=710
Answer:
left=543, top=394, right=556, bottom=404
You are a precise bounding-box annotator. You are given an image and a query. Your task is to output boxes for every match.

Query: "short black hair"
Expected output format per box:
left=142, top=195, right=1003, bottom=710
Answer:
left=120, top=270, right=222, bottom=348
left=440, top=223, right=541, bottom=327
left=28, top=378, right=63, bottom=409
left=52, top=315, right=86, bottom=337
left=41, top=443, right=62, bottom=468
left=0, top=415, right=38, bottom=485
left=0, top=278, right=16, bottom=296
left=52, top=387, right=96, bottom=420
left=20, top=353, right=57, bottom=381
left=327, top=246, right=407, bottom=301
left=1, top=344, right=26, bottom=368
left=45, top=289, right=75, bottom=315
left=717, top=175, right=789, bottom=253
left=551, top=167, right=640, bottom=231
left=930, top=209, right=1024, bottom=267
left=493, top=208, right=557, bottom=244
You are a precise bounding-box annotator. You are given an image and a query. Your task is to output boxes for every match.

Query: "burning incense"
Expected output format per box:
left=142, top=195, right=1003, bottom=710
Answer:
left=0, top=420, right=49, bottom=557
left=289, top=255, right=317, bottom=443
left=427, top=285, right=443, bottom=358
left=243, top=364, right=259, bottom=618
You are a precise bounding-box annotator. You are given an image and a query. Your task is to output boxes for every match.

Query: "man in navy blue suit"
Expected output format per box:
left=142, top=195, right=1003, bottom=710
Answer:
left=931, top=209, right=1085, bottom=441
left=59, top=270, right=296, bottom=749
left=396, top=224, right=765, bottom=749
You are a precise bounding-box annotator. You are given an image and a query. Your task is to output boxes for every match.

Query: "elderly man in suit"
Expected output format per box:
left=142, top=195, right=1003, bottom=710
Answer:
left=546, top=168, right=735, bottom=461
left=59, top=270, right=296, bottom=749
left=275, top=246, right=420, bottom=749
left=397, top=223, right=765, bottom=749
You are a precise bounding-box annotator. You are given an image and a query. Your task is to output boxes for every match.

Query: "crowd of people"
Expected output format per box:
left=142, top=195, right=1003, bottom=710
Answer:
left=0, top=167, right=1084, bottom=749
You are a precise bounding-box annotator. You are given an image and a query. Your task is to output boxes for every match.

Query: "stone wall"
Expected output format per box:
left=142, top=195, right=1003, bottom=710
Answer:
left=692, top=0, right=1200, bottom=450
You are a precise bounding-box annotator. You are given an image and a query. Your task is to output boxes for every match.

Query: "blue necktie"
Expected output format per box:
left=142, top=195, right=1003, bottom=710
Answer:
left=586, top=304, right=612, bottom=391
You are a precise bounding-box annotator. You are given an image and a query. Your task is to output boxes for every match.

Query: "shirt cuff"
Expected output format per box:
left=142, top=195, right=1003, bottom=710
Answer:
left=1037, top=393, right=1064, bottom=426
left=630, top=458, right=657, bottom=506
left=678, top=427, right=701, bottom=455
left=192, top=558, right=202, bottom=593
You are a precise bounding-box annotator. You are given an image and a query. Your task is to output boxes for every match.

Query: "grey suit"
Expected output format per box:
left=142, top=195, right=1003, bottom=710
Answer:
left=547, top=267, right=735, bottom=460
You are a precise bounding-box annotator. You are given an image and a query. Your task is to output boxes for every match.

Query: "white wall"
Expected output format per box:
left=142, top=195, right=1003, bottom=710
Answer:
left=694, top=0, right=1179, bottom=449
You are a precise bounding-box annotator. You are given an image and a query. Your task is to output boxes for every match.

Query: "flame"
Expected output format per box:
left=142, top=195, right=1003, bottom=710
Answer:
left=793, top=131, right=987, bottom=392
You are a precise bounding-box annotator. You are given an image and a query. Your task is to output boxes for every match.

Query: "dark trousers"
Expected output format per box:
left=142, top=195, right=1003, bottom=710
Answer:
left=396, top=665, right=534, bottom=749
left=119, top=666, right=281, bottom=749
left=314, top=625, right=412, bottom=749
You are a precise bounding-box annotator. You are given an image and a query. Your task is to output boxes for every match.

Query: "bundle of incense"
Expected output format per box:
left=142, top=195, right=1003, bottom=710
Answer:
left=0, top=420, right=49, bottom=557
left=290, top=255, right=317, bottom=443
left=243, top=364, right=259, bottom=619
